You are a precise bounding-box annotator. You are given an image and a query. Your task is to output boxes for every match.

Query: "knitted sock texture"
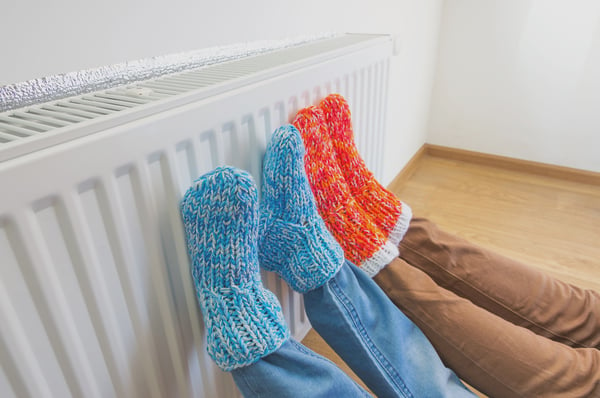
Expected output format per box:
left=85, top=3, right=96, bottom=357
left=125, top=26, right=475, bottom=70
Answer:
left=180, top=166, right=289, bottom=371
left=319, top=93, right=412, bottom=246
left=259, top=124, right=344, bottom=293
left=292, top=106, right=398, bottom=277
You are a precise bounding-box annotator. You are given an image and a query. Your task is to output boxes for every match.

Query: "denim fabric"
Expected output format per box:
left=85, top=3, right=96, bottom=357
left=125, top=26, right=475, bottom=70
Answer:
left=305, top=261, right=475, bottom=398
left=232, top=338, right=371, bottom=397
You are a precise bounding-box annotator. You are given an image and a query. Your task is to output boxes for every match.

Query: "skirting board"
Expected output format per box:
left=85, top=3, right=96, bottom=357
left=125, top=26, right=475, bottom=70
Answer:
left=386, top=145, right=428, bottom=193
left=388, top=144, right=600, bottom=191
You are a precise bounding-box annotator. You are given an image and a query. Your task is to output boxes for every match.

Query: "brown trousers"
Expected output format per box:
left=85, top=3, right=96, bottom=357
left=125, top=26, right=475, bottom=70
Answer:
left=374, top=218, right=600, bottom=397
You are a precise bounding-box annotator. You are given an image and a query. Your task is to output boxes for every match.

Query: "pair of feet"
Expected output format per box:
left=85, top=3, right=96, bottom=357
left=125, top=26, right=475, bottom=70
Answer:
left=180, top=93, right=411, bottom=370
left=293, top=93, right=411, bottom=276
left=180, top=125, right=344, bottom=371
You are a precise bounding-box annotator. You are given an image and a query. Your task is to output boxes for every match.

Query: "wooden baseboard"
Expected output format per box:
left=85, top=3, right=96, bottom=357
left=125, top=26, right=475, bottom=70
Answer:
left=388, top=144, right=600, bottom=189
left=425, top=144, right=600, bottom=186
left=386, top=144, right=428, bottom=192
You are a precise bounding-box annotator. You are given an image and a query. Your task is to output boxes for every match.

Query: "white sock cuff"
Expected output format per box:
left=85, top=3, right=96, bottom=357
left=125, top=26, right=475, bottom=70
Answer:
left=359, top=239, right=399, bottom=277
left=387, top=201, right=413, bottom=247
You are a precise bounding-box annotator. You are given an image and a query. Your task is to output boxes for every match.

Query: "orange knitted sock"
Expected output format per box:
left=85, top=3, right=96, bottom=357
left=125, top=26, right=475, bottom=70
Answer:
left=319, top=94, right=412, bottom=246
left=292, top=105, right=398, bottom=277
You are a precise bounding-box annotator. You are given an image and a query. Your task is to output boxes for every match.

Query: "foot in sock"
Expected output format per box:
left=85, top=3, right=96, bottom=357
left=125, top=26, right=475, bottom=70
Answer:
left=259, top=124, right=344, bottom=293
left=319, top=94, right=412, bottom=246
left=180, top=166, right=289, bottom=371
left=292, top=106, right=398, bottom=277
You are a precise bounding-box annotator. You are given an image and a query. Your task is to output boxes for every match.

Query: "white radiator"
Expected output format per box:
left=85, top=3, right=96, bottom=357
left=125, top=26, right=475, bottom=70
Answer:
left=0, top=34, right=392, bottom=398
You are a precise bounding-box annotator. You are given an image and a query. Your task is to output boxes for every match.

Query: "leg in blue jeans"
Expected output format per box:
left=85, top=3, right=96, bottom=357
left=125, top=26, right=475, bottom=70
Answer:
left=305, top=261, right=475, bottom=398
left=232, top=338, right=371, bottom=397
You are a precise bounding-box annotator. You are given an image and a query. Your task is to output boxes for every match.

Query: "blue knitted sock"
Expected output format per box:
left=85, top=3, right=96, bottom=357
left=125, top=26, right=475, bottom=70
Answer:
left=180, top=166, right=289, bottom=371
left=259, top=125, right=344, bottom=293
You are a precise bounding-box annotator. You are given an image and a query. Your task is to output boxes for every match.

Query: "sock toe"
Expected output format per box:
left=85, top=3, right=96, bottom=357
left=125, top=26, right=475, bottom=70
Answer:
left=181, top=166, right=259, bottom=285
left=319, top=93, right=353, bottom=136
left=262, top=125, right=312, bottom=222
left=293, top=106, right=326, bottom=142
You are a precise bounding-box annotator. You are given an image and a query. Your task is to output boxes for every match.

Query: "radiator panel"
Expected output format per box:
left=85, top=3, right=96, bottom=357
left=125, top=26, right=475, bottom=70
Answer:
left=0, top=34, right=392, bottom=398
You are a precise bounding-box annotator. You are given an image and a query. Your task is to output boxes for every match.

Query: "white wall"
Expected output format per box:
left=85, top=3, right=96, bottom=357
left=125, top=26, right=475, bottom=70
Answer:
left=1, top=0, right=444, bottom=185
left=0, top=0, right=394, bottom=84
left=384, top=2, right=444, bottom=184
left=428, top=0, right=600, bottom=172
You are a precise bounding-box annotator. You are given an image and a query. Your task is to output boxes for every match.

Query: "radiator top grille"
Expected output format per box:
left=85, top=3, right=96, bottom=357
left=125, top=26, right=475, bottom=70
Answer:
left=0, top=34, right=388, bottom=162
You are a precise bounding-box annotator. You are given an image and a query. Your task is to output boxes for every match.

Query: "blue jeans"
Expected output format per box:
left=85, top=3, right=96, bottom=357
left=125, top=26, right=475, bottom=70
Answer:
left=232, top=261, right=474, bottom=397
left=232, top=338, right=371, bottom=397
left=305, top=261, right=475, bottom=398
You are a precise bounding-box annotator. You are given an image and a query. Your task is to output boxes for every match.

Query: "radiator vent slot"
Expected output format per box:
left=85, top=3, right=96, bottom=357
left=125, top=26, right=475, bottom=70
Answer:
left=0, top=34, right=384, bottom=160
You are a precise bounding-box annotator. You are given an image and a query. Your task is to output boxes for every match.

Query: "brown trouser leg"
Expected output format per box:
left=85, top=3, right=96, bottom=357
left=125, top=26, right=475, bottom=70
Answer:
left=374, top=259, right=600, bottom=397
left=399, top=217, right=600, bottom=349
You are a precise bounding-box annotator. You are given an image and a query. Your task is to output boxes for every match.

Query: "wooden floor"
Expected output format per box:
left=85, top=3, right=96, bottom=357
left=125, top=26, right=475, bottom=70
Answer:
left=389, top=152, right=600, bottom=292
left=302, top=150, right=600, bottom=396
